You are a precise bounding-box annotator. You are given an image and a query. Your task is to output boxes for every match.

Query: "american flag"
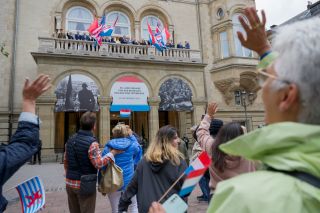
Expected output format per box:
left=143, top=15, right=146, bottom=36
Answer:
left=16, top=176, right=45, bottom=213
left=179, top=151, right=211, bottom=197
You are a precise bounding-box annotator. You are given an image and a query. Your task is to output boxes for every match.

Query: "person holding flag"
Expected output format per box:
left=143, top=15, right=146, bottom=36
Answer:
left=118, top=125, right=187, bottom=213
left=0, top=74, right=51, bottom=212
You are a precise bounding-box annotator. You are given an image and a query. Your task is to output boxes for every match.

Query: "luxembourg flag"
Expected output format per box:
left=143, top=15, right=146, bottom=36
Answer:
left=179, top=151, right=211, bottom=197
left=100, top=15, right=119, bottom=37
left=16, top=176, right=45, bottom=213
left=120, top=109, right=131, bottom=118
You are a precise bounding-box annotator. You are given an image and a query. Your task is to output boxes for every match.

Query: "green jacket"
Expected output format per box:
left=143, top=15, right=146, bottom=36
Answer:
left=208, top=122, right=320, bottom=213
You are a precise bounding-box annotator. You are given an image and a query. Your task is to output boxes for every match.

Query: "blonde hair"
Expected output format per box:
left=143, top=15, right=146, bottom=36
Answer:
left=145, top=125, right=184, bottom=166
left=112, top=124, right=129, bottom=138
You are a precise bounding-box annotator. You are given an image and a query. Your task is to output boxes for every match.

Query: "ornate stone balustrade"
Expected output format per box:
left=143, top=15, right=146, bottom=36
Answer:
left=38, top=37, right=202, bottom=63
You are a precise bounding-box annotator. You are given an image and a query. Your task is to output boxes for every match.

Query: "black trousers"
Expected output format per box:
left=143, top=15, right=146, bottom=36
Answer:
left=33, top=150, right=41, bottom=164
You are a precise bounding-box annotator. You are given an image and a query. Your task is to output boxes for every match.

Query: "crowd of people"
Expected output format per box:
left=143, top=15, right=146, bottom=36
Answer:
left=1, top=6, right=320, bottom=213
left=53, top=30, right=191, bottom=49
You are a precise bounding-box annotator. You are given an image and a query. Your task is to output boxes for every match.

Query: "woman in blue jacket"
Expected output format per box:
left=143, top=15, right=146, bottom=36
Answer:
left=102, top=124, right=142, bottom=213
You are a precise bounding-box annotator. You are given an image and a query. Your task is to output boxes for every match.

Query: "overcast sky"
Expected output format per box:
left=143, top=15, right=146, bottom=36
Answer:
left=255, top=0, right=315, bottom=28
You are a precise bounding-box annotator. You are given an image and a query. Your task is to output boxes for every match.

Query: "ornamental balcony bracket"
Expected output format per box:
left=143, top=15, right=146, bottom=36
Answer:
left=214, top=71, right=260, bottom=105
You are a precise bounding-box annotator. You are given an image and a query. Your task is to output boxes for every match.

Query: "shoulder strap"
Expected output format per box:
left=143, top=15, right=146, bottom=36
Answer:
left=267, top=166, right=320, bottom=189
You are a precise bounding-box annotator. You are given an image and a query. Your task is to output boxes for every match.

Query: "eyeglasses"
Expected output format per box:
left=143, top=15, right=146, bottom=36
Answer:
left=257, top=68, right=290, bottom=87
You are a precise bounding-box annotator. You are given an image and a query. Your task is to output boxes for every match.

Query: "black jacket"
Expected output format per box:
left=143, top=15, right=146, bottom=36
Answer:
left=66, top=130, right=97, bottom=181
left=118, top=157, right=187, bottom=213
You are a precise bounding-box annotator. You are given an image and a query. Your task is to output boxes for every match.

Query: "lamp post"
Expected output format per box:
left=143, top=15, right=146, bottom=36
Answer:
left=235, top=90, right=254, bottom=130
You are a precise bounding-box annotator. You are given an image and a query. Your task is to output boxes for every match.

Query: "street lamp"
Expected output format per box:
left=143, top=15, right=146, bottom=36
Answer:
left=234, top=90, right=255, bottom=130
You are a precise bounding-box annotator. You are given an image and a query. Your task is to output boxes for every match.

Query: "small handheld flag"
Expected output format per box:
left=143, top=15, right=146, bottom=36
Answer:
left=158, top=151, right=211, bottom=203
left=179, top=151, right=211, bottom=197
left=16, top=176, right=45, bottom=213
left=120, top=109, right=131, bottom=118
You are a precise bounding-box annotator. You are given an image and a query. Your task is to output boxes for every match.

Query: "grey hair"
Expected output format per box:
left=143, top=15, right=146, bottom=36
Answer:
left=271, top=17, right=320, bottom=125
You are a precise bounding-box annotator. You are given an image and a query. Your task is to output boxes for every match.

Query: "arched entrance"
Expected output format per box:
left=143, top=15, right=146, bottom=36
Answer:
left=158, top=78, right=193, bottom=136
left=110, top=75, right=150, bottom=142
left=54, top=74, right=100, bottom=153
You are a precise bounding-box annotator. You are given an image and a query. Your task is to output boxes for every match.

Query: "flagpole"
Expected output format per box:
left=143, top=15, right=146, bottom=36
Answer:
left=158, top=172, right=185, bottom=203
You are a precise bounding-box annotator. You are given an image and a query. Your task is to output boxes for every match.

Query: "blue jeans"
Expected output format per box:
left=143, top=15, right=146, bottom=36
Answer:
left=198, top=172, right=210, bottom=199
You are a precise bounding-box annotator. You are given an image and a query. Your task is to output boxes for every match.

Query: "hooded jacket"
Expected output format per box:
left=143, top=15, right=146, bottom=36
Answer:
left=118, top=157, right=188, bottom=213
left=102, top=135, right=142, bottom=190
left=208, top=122, right=320, bottom=213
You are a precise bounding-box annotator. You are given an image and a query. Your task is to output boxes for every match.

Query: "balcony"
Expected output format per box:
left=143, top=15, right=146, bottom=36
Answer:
left=36, top=37, right=202, bottom=63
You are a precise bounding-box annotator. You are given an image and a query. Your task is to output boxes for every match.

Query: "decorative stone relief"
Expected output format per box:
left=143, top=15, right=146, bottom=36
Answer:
left=214, top=71, right=259, bottom=105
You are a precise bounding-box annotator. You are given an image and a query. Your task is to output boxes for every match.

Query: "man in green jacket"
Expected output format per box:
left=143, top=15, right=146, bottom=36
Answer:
left=207, top=7, right=320, bottom=213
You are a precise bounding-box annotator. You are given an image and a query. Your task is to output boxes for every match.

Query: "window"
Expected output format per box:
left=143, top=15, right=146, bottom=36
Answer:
left=217, top=8, right=224, bottom=19
left=232, top=14, right=253, bottom=57
left=141, top=16, right=164, bottom=41
left=105, top=12, right=131, bottom=37
left=234, top=90, right=241, bottom=105
left=66, top=6, right=93, bottom=32
left=219, top=31, right=229, bottom=58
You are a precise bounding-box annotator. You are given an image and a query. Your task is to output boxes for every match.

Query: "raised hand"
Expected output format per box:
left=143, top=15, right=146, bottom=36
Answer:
left=237, top=7, right=271, bottom=56
left=207, top=102, right=218, bottom=118
left=22, top=74, right=51, bottom=113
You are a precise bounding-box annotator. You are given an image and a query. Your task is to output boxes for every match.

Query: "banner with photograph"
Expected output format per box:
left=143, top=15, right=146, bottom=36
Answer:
left=159, top=78, right=193, bottom=111
left=110, top=76, right=150, bottom=111
left=55, top=74, right=100, bottom=112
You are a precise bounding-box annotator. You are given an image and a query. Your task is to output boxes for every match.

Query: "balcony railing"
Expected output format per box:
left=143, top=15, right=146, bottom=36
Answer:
left=37, top=37, right=202, bottom=63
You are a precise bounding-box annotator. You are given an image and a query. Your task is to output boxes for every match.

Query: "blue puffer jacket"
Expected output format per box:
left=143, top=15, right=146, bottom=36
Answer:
left=102, top=135, right=142, bottom=190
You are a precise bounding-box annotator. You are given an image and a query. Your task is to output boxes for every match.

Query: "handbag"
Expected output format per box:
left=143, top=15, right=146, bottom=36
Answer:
left=71, top=139, right=97, bottom=196
left=98, top=161, right=123, bottom=194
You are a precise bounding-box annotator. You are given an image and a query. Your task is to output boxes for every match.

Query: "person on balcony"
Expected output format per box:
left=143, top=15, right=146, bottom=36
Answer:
left=176, top=42, right=184, bottom=48
left=185, top=41, right=190, bottom=49
left=75, top=31, right=82, bottom=40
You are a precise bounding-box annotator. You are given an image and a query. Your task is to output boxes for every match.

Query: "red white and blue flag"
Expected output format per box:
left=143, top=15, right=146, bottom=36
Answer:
left=120, top=109, right=131, bottom=118
left=100, top=15, right=119, bottom=37
left=88, top=18, right=103, bottom=45
left=147, top=21, right=156, bottom=46
left=179, top=151, right=211, bottom=197
left=16, top=176, right=45, bottom=213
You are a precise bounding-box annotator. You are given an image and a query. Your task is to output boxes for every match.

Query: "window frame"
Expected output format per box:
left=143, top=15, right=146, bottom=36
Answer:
left=105, top=11, right=131, bottom=38
left=232, top=13, right=253, bottom=58
left=219, top=31, right=230, bottom=59
left=141, top=15, right=164, bottom=41
left=65, top=6, right=94, bottom=33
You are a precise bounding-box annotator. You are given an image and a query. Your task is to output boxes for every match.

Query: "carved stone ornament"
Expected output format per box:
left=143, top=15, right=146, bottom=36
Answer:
left=214, top=71, right=259, bottom=105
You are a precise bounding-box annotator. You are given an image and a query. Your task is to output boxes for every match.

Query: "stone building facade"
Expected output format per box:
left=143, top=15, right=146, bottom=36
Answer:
left=0, top=0, right=264, bottom=160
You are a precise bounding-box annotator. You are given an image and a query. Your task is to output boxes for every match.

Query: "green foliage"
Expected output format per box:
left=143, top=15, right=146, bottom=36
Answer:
left=1, top=43, right=9, bottom=57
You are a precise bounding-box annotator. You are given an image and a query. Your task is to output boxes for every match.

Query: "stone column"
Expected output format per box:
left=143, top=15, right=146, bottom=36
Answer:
left=99, top=97, right=112, bottom=146
left=55, top=15, right=62, bottom=31
left=37, top=96, right=56, bottom=158
left=192, top=97, right=207, bottom=125
left=227, top=24, right=235, bottom=57
left=148, top=97, right=160, bottom=142
left=134, top=21, right=140, bottom=41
